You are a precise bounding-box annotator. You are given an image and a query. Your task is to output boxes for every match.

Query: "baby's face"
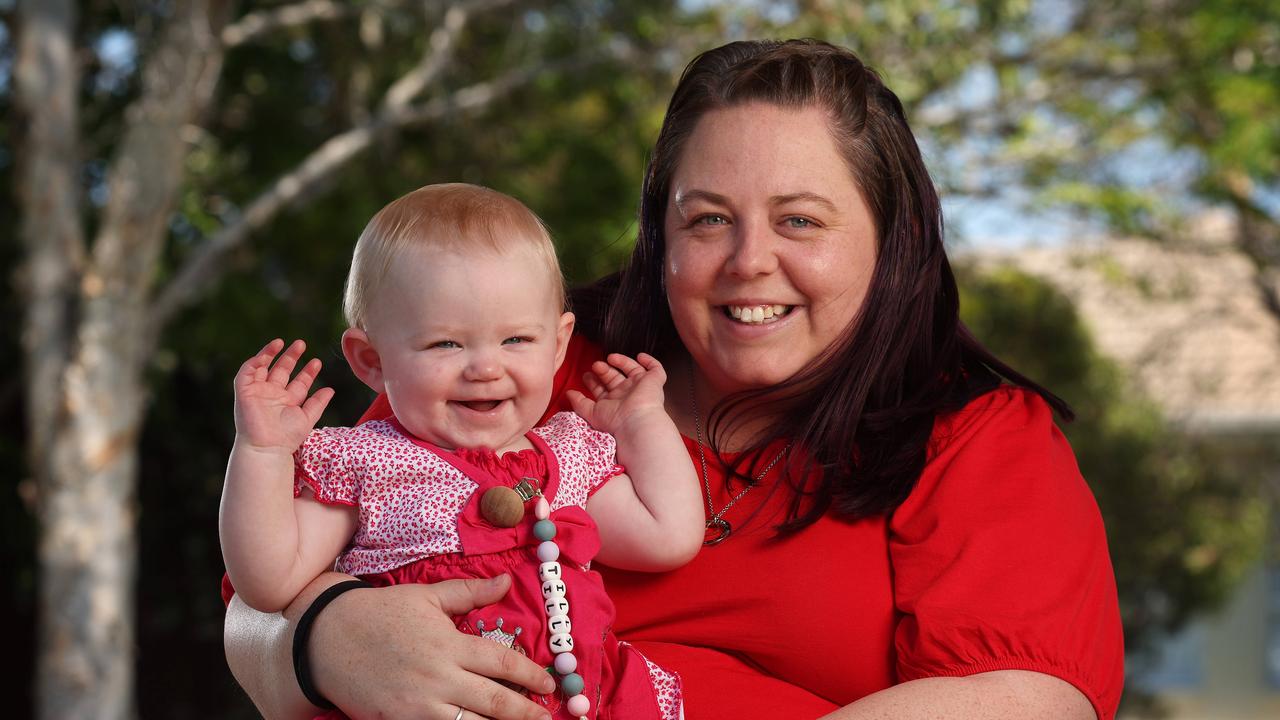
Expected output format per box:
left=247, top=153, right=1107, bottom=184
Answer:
left=363, top=243, right=572, bottom=453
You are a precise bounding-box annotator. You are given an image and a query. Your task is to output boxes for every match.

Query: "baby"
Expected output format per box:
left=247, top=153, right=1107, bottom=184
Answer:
left=219, top=184, right=700, bottom=719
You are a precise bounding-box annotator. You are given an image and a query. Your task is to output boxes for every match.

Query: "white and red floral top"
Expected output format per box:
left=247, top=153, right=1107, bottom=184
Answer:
left=292, top=411, right=624, bottom=576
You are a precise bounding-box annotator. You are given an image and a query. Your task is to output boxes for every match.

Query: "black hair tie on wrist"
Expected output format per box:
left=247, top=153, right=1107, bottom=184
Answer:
left=292, top=579, right=372, bottom=710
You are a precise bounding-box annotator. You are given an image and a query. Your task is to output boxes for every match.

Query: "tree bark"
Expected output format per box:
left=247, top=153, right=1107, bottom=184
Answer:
left=18, top=1, right=227, bottom=717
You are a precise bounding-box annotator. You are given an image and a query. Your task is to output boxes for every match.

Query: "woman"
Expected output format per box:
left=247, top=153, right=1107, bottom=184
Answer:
left=224, top=39, right=1123, bottom=720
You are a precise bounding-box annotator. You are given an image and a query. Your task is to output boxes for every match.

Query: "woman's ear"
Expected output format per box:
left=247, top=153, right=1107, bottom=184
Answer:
left=341, top=328, right=385, bottom=392
left=553, top=312, right=576, bottom=371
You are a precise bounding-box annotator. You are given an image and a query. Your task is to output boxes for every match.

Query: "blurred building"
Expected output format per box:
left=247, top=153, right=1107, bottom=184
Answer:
left=968, top=210, right=1280, bottom=720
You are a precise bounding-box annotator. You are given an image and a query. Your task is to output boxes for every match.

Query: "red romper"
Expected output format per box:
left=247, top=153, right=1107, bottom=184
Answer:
left=293, top=411, right=681, bottom=720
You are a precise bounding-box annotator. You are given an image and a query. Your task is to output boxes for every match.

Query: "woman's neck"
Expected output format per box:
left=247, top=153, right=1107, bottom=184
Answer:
left=663, top=354, right=784, bottom=452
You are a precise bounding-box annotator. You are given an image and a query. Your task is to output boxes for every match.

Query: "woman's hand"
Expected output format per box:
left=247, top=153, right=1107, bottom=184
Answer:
left=225, top=573, right=555, bottom=720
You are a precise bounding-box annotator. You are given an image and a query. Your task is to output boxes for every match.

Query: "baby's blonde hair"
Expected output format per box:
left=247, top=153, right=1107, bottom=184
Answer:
left=343, top=183, right=565, bottom=329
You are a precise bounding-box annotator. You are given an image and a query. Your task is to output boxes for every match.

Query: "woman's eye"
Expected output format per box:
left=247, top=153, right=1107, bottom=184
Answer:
left=784, top=216, right=815, bottom=229
left=695, top=214, right=728, bottom=226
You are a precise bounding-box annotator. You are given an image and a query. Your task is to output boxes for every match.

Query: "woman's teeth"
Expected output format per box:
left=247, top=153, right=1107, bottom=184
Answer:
left=726, top=304, right=792, bottom=324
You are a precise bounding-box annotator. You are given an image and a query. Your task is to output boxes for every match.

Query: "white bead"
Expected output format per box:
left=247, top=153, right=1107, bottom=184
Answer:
left=541, top=579, right=567, bottom=599
left=547, top=614, right=572, bottom=635
left=538, top=561, right=563, bottom=583
left=537, top=540, right=560, bottom=562
left=549, top=632, right=575, bottom=653
left=544, top=596, right=569, bottom=617
left=554, top=651, right=577, bottom=674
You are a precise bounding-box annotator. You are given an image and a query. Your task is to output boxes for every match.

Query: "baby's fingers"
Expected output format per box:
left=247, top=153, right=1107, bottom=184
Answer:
left=566, top=389, right=596, bottom=419
left=581, top=370, right=608, bottom=399
left=605, top=353, right=645, bottom=378
left=285, top=357, right=324, bottom=400
left=267, top=339, right=307, bottom=385
left=234, top=339, right=286, bottom=389
left=300, top=386, right=335, bottom=426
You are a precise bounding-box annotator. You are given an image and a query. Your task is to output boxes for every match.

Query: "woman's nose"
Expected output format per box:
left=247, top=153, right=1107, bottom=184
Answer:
left=723, top=219, right=779, bottom=279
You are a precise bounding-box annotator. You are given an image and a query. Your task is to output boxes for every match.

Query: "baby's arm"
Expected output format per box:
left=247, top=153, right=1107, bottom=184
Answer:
left=220, top=339, right=356, bottom=613
left=569, top=353, right=703, bottom=571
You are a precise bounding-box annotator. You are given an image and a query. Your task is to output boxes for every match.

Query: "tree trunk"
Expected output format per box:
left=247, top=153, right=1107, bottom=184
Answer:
left=17, top=1, right=227, bottom=717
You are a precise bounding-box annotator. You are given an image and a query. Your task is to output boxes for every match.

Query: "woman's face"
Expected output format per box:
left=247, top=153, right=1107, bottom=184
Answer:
left=663, top=102, right=878, bottom=396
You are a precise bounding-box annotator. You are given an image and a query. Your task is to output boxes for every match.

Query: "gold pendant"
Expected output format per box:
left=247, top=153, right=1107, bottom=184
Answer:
left=703, top=517, right=731, bottom=546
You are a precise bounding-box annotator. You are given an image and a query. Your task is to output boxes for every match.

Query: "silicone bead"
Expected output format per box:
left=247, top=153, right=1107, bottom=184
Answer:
left=549, top=633, right=575, bottom=653
left=534, top=496, right=550, bottom=520
left=533, top=519, right=557, bottom=541
left=566, top=694, right=590, bottom=716
left=544, top=596, right=569, bottom=617
left=560, top=672, right=584, bottom=696
left=540, top=579, right=567, bottom=599
left=538, top=561, right=563, bottom=583
left=553, top=651, right=577, bottom=674
left=536, top=541, right=560, bottom=562
left=547, top=614, right=571, bottom=634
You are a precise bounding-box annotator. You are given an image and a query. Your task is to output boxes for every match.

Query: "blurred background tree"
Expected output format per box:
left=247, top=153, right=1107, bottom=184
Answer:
left=1, top=0, right=1275, bottom=717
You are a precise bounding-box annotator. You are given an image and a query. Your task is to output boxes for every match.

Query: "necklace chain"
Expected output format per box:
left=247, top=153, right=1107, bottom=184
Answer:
left=690, top=378, right=791, bottom=545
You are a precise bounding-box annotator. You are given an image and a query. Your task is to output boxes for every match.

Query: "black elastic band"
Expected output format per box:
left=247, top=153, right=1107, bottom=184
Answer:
left=292, top=579, right=372, bottom=710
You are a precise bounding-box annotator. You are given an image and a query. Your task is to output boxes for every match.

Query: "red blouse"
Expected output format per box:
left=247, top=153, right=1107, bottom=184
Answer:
left=225, top=334, right=1124, bottom=718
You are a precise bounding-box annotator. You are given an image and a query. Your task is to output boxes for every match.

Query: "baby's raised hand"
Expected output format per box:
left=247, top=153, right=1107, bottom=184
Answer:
left=567, top=353, right=668, bottom=437
left=233, top=338, right=335, bottom=454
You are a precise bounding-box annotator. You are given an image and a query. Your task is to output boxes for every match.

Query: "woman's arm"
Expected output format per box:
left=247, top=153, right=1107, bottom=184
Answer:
left=821, top=671, right=1096, bottom=720
left=224, top=572, right=557, bottom=720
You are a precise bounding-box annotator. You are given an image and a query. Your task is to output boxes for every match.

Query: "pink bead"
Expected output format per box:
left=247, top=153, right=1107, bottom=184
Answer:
left=534, top=496, right=550, bottom=520
left=553, top=652, right=577, bottom=674
left=537, top=540, right=559, bottom=562
left=566, top=694, right=590, bottom=716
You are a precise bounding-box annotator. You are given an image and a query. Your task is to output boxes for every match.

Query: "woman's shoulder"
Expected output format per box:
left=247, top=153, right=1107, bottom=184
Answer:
left=929, top=383, right=1059, bottom=457
left=898, top=383, right=1094, bottom=524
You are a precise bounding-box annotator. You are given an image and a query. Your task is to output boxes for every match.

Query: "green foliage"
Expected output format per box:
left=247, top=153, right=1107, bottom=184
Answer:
left=958, top=264, right=1270, bottom=675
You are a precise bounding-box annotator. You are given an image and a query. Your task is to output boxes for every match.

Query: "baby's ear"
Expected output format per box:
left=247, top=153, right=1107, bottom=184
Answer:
left=553, top=312, right=576, bottom=371
left=341, top=328, right=384, bottom=392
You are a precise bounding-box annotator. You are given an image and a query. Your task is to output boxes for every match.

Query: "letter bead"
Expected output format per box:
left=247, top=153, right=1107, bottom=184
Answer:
left=548, top=614, right=572, bottom=634
left=544, top=596, right=569, bottom=617
left=538, top=562, right=563, bottom=583
left=541, top=579, right=567, bottom=599
left=549, top=632, right=575, bottom=653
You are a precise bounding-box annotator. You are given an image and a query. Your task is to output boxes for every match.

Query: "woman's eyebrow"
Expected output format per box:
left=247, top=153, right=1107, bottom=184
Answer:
left=672, top=189, right=730, bottom=214
left=771, top=192, right=838, bottom=212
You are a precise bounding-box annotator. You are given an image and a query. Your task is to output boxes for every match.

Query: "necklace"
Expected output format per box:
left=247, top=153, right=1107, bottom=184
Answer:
left=690, top=380, right=791, bottom=546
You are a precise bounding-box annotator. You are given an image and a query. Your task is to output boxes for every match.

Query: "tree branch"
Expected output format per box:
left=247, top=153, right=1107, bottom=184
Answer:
left=147, top=52, right=597, bottom=331
left=221, top=0, right=357, bottom=48
left=14, top=0, right=84, bottom=478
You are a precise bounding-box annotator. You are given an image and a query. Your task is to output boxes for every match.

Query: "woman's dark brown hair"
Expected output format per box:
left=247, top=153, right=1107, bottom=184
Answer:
left=578, top=39, right=1069, bottom=533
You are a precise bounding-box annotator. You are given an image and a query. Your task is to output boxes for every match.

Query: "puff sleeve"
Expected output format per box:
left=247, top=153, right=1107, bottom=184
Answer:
left=889, top=387, right=1124, bottom=719
left=292, top=426, right=359, bottom=507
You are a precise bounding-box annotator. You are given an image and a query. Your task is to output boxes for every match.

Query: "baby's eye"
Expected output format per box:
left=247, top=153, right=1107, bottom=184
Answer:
left=502, top=336, right=533, bottom=345
left=430, top=340, right=460, bottom=349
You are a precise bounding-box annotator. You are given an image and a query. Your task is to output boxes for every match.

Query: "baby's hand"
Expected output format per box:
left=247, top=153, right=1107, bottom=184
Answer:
left=567, top=353, right=668, bottom=438
left=233, top=339, right=335, bottom=455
